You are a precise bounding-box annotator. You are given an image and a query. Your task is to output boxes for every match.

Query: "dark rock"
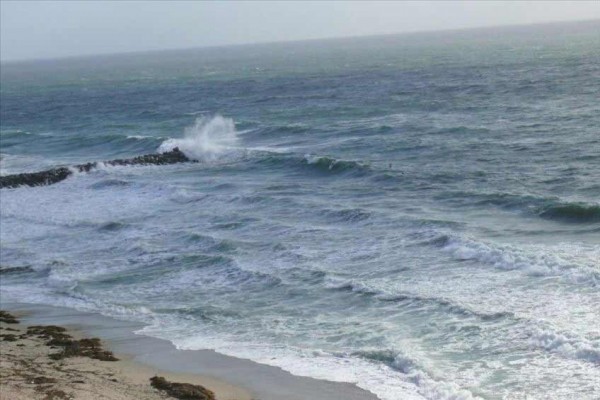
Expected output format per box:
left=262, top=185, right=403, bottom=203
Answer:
left=150, top=376, right=215, bottom=400
left=103, top=147, right=190, bottom=167
left=0, top=167, right=72, bottom=189
left=0, top=148, right=191, bottom=189
left=0, top=310, right=19, bottom=324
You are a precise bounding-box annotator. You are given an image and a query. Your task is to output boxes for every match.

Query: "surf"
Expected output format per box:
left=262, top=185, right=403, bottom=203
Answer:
left=158, top=115, right=240, bottom=161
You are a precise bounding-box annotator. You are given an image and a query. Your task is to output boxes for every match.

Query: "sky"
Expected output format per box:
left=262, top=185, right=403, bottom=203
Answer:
left=1, top=1, right=599, bottom=62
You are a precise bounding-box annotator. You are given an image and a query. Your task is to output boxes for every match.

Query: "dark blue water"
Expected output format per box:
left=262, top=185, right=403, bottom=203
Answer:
left=1, top=21, right=599, bottom=400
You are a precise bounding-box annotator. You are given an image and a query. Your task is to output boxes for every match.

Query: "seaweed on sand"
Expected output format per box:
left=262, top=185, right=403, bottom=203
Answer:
left=27, top=325, right=118, bottom=361
left=0, top=310, right=19, bottom=324
left=150, top=376, right=215, bottom=400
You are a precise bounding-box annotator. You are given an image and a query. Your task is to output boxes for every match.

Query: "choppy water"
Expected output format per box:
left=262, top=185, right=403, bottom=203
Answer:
left=1, top=21, right=599, bottom=400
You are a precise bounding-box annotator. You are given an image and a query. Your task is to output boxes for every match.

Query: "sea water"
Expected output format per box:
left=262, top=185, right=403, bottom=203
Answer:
left=1, top=21, right=599, bottom=400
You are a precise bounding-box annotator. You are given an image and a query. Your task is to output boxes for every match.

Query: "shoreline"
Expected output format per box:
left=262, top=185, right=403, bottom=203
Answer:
left=1, top=302, right=379, bottom=400
left=0, top=309, right=251, bottom=400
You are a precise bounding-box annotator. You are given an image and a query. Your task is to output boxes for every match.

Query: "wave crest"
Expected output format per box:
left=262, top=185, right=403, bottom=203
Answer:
left=303, top=154, right=370, bottom=175
left=439, top=191, right=600, bottom=224
left=414, top=230, right=600, bottom=286
left=537, top=203, right=600, bottom=223
left=529, top=328, right=600, bottom=365
left=354, top=350, right=482, bottom=400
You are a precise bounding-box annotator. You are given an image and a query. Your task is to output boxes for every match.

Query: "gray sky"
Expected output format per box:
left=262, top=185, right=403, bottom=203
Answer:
left=1, top=1, right=599, bottom=62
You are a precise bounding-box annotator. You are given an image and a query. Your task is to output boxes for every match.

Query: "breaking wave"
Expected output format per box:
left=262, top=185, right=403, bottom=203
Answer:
left=439, top=191, right=600, bottom=224
left=248, top=152, right=370, bottom=177
left=324, top=277, right=514, bottom=322
left=354, top=350, right=483, bottom=400
left=528, top=328, right=600, bottom=365
left=415, top=230, right=600, bottom=286
left=537, top=203, right=600, bottom=223
left=158, top=115, right=240, bottom=161
left=303, top=154, right=370, bottom=175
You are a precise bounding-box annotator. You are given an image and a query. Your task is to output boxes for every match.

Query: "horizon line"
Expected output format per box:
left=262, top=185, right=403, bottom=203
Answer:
left=1, top=17, right=598, bottom=65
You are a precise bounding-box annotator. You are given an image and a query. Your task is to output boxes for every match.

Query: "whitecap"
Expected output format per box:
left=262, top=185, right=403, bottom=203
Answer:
left=158, top=115, right=241, bottom=161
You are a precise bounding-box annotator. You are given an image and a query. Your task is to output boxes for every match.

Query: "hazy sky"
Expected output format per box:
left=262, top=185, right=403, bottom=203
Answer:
left=1, top=1, right=599, bottom=62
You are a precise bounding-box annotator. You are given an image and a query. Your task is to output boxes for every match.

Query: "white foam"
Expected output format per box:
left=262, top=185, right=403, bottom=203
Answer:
left=529, top=328, right=600, bottom=365
left=126, top=134, right=164, bottom=140
left=438, top=233, right=600, bottom=286
left=246, top=145, right=291, bottom=154
left=128, top=312, right=484, bottom=400
left=0, top=153, right=55, bottom=175
left=160, top=333, right=427, bottom=400
left=184, top=110, right=208, bottom=116
left=158, top=115, right=240, bottom=161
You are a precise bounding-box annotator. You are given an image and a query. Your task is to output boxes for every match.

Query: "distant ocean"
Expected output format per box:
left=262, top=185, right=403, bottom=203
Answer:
left=1, top=21, right=599, bottom=400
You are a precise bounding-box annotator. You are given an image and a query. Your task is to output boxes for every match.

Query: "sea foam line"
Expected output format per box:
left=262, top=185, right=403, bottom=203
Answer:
left=416, top=231, right=600, bottom=287
left=528, top=328, right=600, bottom=365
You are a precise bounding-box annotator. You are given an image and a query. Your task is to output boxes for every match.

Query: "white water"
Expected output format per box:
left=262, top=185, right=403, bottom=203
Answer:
left=158, top=115, right=240, bottom=161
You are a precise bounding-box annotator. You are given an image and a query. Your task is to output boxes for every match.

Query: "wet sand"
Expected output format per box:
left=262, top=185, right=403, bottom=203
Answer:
left=1, top=303, right=379, bottom=400
left=0, top=310, right=251, bottom=400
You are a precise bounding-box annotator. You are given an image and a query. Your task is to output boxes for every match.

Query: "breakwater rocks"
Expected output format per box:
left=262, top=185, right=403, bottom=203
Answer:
left=0, top=148, right=190, bottom=189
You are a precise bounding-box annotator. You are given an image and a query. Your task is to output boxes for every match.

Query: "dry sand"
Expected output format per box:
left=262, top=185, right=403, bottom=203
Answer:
left=2, top=303, right=380, bottom=400
left=0, top=312, right=253, bottom=400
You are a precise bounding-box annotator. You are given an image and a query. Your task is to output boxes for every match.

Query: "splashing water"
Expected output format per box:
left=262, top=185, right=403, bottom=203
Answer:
left=158, top=115, right=239, bottom=161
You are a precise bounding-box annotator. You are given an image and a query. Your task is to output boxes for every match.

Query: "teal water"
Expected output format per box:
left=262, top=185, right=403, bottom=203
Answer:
left=1, top=21, right=599, bottom=400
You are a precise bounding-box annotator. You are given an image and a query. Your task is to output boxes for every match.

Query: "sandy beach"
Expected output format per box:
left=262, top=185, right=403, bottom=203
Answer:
left=0, top=310, right=252, bottom=400
left=0, top=304, right=379, bottom=400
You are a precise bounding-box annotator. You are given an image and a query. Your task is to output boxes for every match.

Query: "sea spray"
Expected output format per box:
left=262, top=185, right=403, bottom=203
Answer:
left=158, top=115, right=240, bottom=161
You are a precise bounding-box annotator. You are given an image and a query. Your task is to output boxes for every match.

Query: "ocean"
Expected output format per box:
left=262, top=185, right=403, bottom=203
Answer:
left=1, top=21, right=599, bottom=400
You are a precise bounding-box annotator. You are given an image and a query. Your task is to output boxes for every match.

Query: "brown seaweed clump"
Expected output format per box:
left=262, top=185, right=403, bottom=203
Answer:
left=27, top=325, right=118, bottom=361
left=0, top=310, right=20, bottom=324
left=0, top=334, right=19, bottom=341
left=27, top=325, right=68, bottom=338
left=50, top=338, right=118, bottom=362
left=38, top=388, right=70, bottom=400
left=150, top=376, right=215, bottom=400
